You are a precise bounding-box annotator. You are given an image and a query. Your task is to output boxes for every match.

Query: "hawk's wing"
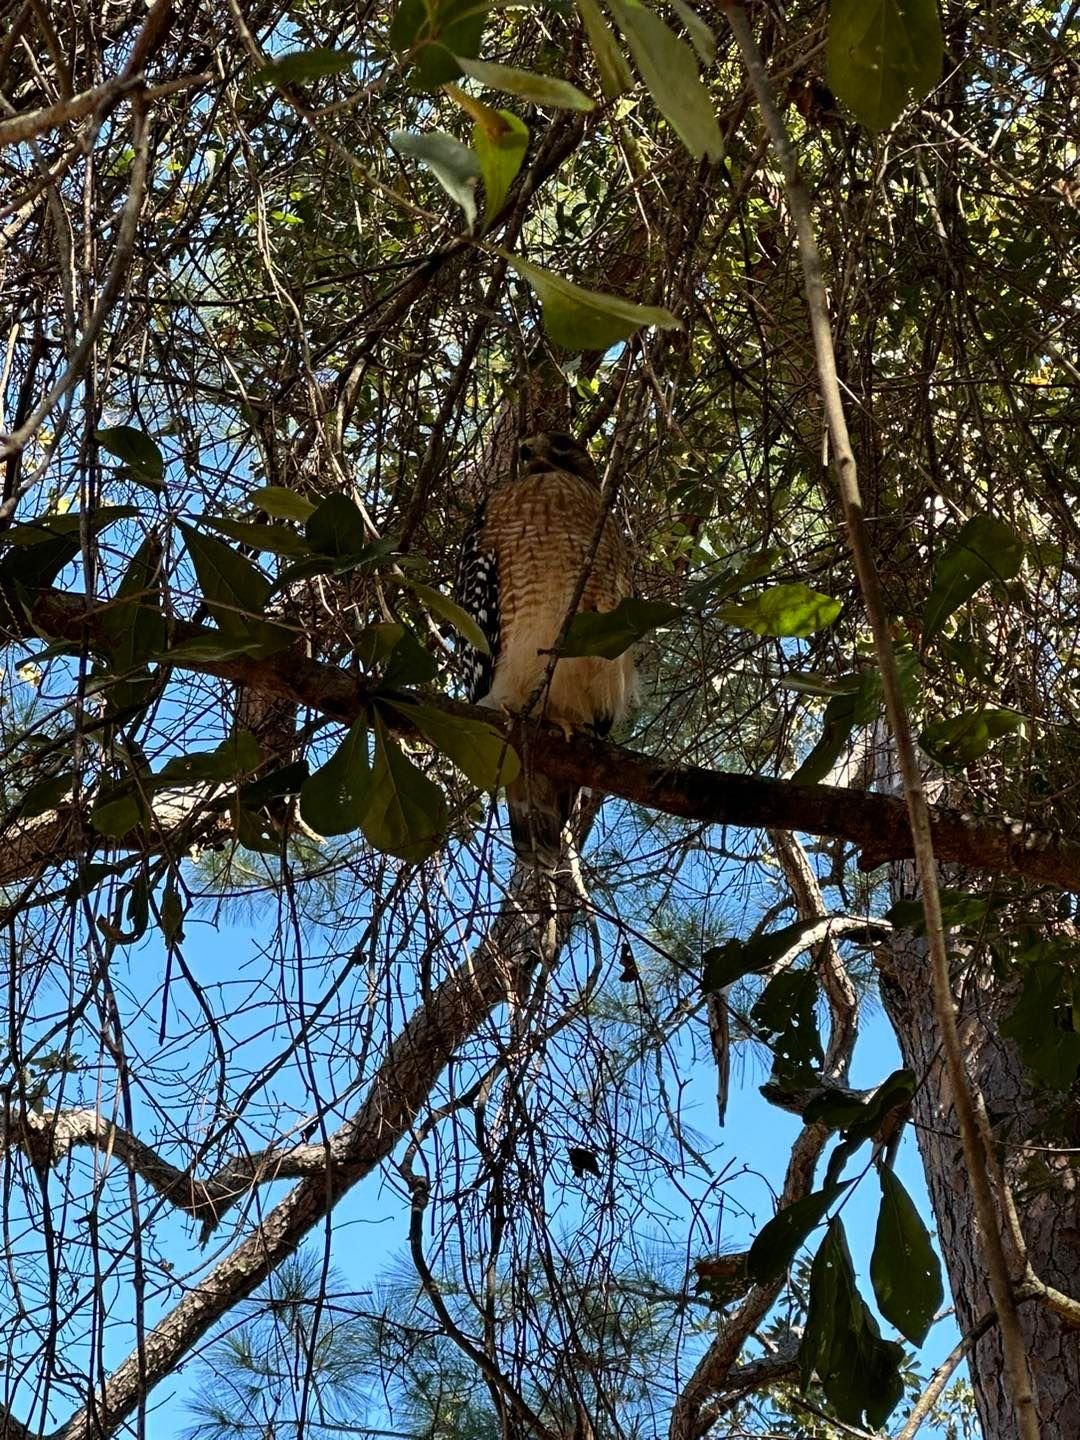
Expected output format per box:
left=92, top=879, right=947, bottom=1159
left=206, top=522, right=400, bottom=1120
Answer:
left=453, top=498, right=500, bottom=704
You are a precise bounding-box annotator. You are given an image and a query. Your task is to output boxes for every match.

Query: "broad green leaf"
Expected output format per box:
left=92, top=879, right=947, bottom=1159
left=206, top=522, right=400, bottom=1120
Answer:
left=606, top=0, right=722, bottom=160
left=751, top=969, right=823, bottom=1086
left=389, top=0, right=491, bottom=88
left=156, top=731, right=263, bottom=787
left=561, top=597, right=683, bottom=659
left=703, top=918, right=832, bottom=994
left=923, top=515, right=1025, bottom=640
left=455, top=56, right=594, bottom=110
left=101, top=534, right=165, bottom=671
left=361, top=715, right=448, bottom=860
left=355, top=622, right=407, bottom=672
left=91, top=784, right=149, bottom=837
left=95, top=425, right=164, bottom=487
left=805, top=1069, right=915, bottom=1139
left=250, top=486, right=317, bottom=522
left=920, top=706, right=1028, bottom=768
left=472, top=110, right=529, bottom=222
left=575, top=0, right=633, bottom=98
left=827, top=0, right=942, bottom=131
left=747, top=1180, right=852, bottom=1284
left=1001, top=953, right=1080, bottom=1090
left=381, top=626, right=439, bottom=688
left=407, top=580, right=490, bottom=654
left=871, top=1168, right=943, bottom=1345
left=305, top=492, right=370, bottom=558
left=202, top=517, right=311, bottom=557
left=719, top=583, right=841, bottom=638
left=240, top=760, right=309, bottom=810
left=179, top=522, right=270, bottom=629
left=16, top=770, right=76, bottom=819
left=391, top=129, right=480, bottom=229
left=270, top=538, right=397, bottom=595
left=0, top=535, right=79, bottom=595
left=668, top=0, right=715, bottom=64
left=254, top=48, right=359, bottom=88
left=3, top=506, right=140, bottom=546
left=505, top=253, right=680, bottom=352
left=684, top=548, right=781, bottom=609
left=299, top=717, right=371, bottom=837
left=384, top=698, right=520, bottom=790
left=792, top=687, right=861, bottom=785
left=802, top=1219, right=905, bottom=1428
left=885, top=887, right=1005, bottom=936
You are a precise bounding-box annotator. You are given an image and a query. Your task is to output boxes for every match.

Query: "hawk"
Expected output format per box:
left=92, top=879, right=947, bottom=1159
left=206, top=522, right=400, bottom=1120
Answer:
left=455, top=431, right=637, bottom=870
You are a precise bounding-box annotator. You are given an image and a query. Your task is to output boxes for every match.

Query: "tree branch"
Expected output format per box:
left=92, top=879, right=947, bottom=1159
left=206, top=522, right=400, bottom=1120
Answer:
left=4, top=590, right=1080, bottom=891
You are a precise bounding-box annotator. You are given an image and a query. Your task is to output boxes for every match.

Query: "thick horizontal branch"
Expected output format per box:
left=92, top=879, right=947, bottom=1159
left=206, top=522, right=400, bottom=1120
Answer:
left=5, top=587, right=1080, bottom=891
left=0, top=1106, right=333, bottom=1234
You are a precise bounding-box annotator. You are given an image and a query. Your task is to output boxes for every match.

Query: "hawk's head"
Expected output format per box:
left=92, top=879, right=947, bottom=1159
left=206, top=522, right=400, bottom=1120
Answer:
left=519, top=432, right=599, bottom=487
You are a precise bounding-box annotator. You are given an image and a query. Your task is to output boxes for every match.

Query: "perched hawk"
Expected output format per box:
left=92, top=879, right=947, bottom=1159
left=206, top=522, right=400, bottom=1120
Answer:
left=455, top=431, right=637, bottom=869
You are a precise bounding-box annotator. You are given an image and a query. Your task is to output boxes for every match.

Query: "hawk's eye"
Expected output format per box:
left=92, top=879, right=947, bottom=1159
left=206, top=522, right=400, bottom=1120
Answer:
left=519, top=440, right=536, bottom=461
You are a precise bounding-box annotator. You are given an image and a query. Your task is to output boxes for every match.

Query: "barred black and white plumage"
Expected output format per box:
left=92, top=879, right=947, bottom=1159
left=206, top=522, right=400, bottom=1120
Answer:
left=454, top=498, right=500, bottom=703
left=453, top=431, right=638, bottom=872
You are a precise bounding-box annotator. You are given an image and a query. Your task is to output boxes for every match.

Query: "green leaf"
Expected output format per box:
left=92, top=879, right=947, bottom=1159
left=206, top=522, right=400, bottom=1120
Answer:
left=305, top=492, right=371, bottom=558
left=747, top=1181, right=852, bottom=1284
left=923, top=515, right=1025, bottom=640
left=95, top=425, right=164, bottom=487
left=806, top=1069, right=915, bottom=1140
left=91, top=784, right=149, bottom=838
left=719, top=583, right=841, bottom=638
left=703, top=918, right=832, bottom=993
left=684, top=548, right=781, bottom=609
left=407, top=580, right=491, bottom=654
left=668, top=0, right=715, bottom=63
left=100, top=533, right=166, bottom=666
left=3, top=506, right=141, bottom=546
left=240, top=760, right=309, bottom=810
left=885, top=887, right=1001, bottom=935
left=455, top=56, right=594, bottom=110
left=355, top=622, right=407, bottom=672
left=391, top=129, right=479, bottom=229
left=606, top=0, right=722, bottom=160
left=827, top=0, right=942, bottom=131
left=1001, top=953, right=1080, bottom=1090
left=384, top=698, right=520, bottom=790
left=751, top=969, right=823, bottom=1086
left=920, top=706, right=1029, bottom=768
left=871, top=1168, right=943, bottom=1345
left=253, top=48, right=359, bottom=88
left=472, top=110, right=529, bottom=222
left=560, top=596, right=682, bottom=659
left=249, top=486, right=317, bottom=522
left=202, top=516, right=311, bottom=557
left=802, top=1219, right=905, bottom=1428
left=0, top=535, right=79, bottom=595
left=15, top=770, right=76, bottom=819
left=792, top=687, right=861, bottom=785
left=505, top=253, right=681, bottom=352
left=299, top=717, right=372, bottom=837
left=389, top=0, right=491, bottom=88
left=269, top=539, right=397, bottom=595
left=381, top=626, right=439, bottom=688
left=156, top=731, right=263, bottom=787
left=361, top=715, right=448, bottom=860
left=575, top=0, right=633, bottom=98
left=179, top=522, right=269, bottom=627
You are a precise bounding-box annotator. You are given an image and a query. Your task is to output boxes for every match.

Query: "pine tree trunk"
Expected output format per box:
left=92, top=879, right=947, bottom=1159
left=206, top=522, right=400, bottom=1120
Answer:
left=880, top=864, right=1080, bottom=1437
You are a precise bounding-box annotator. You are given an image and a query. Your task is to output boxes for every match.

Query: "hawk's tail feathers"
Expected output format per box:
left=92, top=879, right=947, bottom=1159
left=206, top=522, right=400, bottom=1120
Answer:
left=506, top=773, right=577, bottom=872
